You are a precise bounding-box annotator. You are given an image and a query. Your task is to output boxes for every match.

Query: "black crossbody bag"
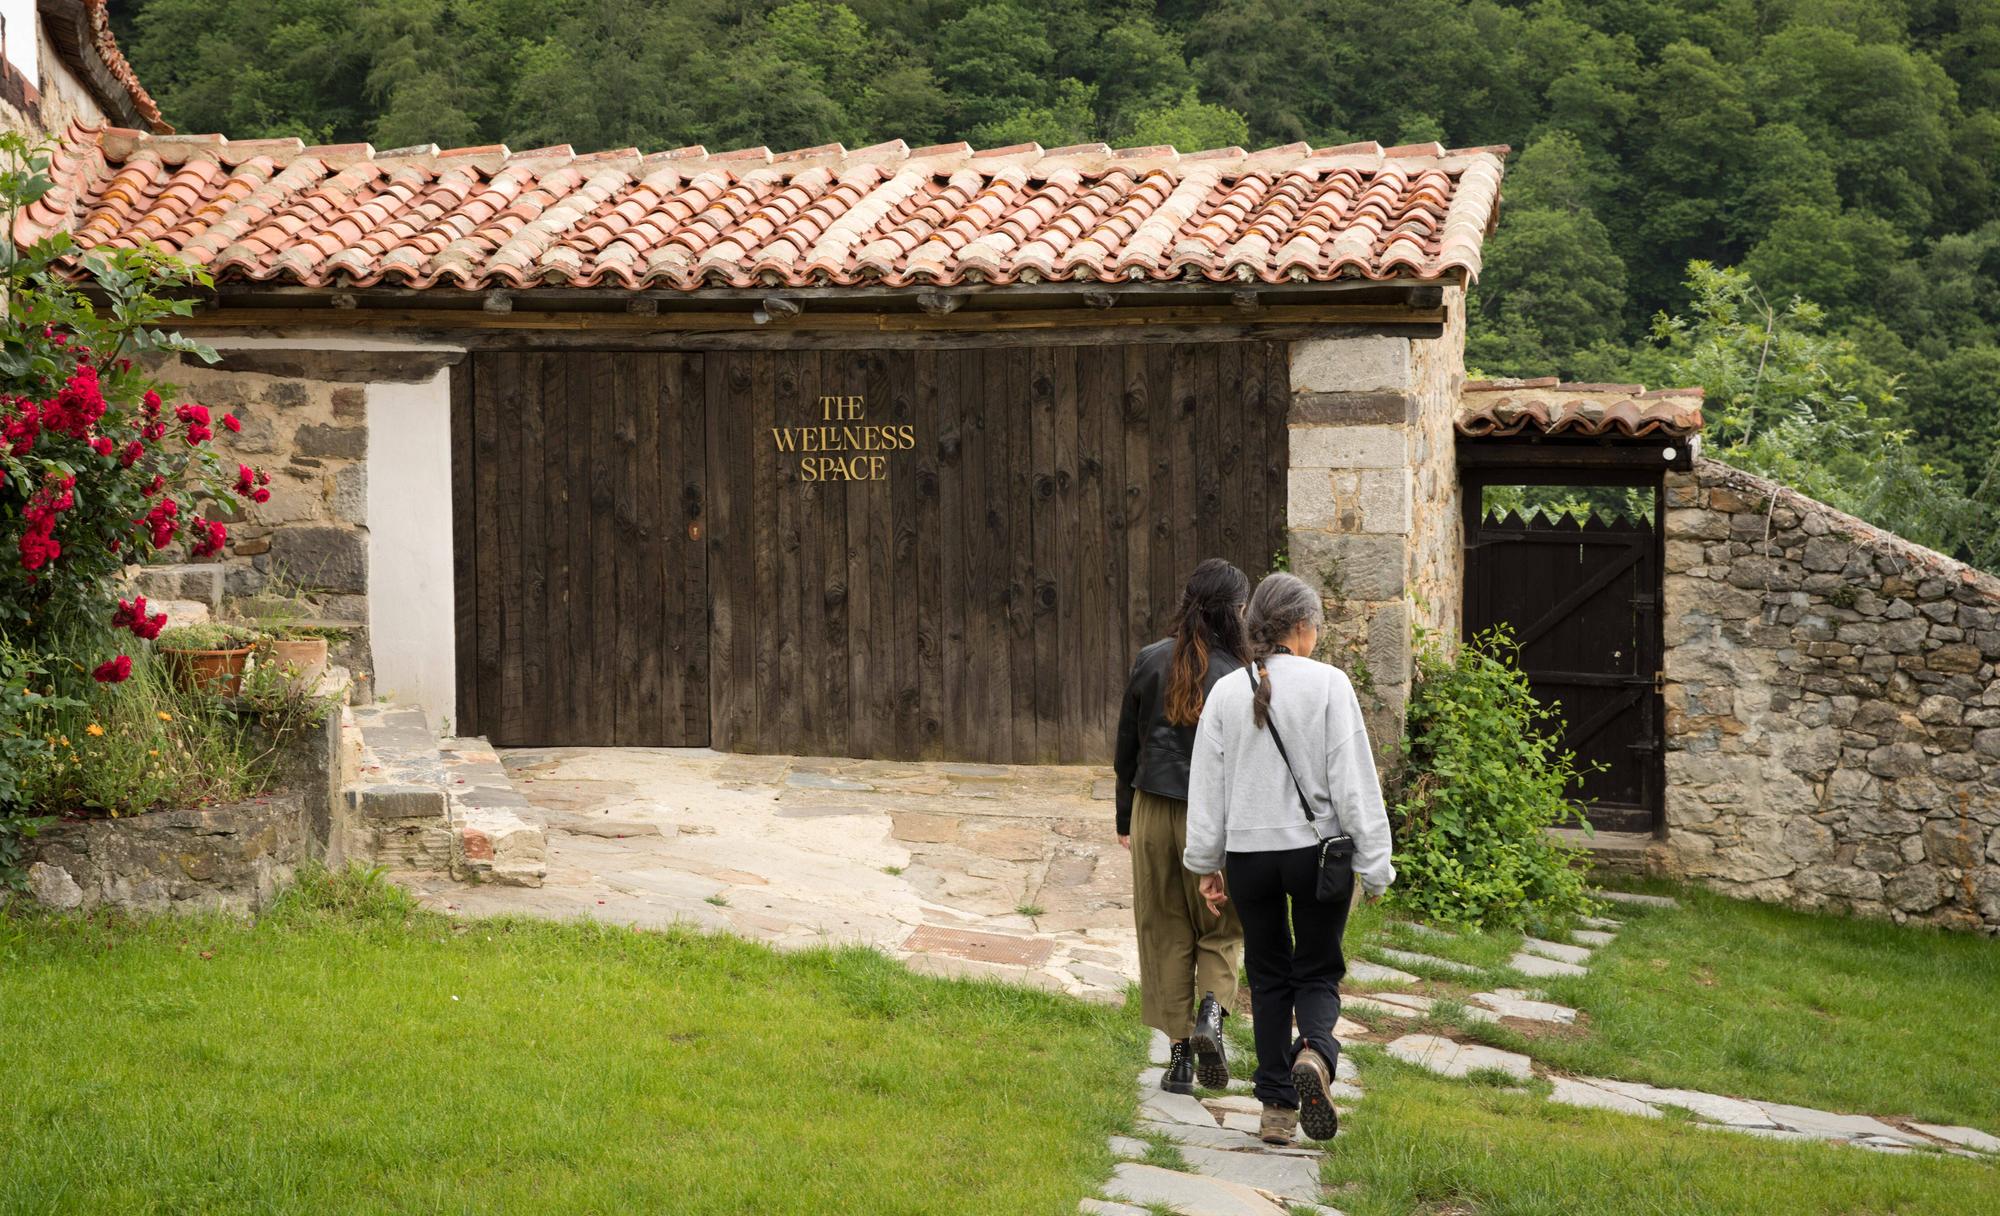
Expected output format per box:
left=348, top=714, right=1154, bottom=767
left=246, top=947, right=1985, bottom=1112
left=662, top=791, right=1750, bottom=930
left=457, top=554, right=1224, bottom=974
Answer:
left=1246, top=661, right=1356, bottom=904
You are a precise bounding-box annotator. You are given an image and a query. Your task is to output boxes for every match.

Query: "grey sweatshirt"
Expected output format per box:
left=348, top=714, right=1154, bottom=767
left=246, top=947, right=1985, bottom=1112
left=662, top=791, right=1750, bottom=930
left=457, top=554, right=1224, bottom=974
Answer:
left=1182, top=654, right=1396, bottom=896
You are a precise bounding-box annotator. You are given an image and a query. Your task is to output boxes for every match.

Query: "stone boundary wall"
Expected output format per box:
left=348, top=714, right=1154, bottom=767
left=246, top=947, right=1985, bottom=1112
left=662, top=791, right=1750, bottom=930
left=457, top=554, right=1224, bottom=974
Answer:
left=23, top=702, right=347, bottom=915
left=1660, top=458, right=1999, bottom=934
left=1287, top=297, right=1464, bottom=749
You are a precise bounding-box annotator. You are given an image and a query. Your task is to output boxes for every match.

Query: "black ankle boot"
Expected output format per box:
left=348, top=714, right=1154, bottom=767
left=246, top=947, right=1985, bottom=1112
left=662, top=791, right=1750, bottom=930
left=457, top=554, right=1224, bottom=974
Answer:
left=1161, top=1040, right=1195, bottom=1095
left=1188, top=993, right=1230, bottom=1090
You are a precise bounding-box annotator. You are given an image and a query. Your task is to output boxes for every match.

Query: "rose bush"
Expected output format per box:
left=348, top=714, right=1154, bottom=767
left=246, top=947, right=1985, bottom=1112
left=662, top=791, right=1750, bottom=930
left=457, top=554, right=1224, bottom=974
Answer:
left=0, top=132, right=269, bottom=888
left=0, top=132, right=265, bottom=673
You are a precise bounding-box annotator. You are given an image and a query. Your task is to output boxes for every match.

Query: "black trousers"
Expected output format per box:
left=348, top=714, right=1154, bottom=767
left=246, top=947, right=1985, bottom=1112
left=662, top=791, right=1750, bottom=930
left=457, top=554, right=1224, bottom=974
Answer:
left=1224, top=845, right=1353, bottom=1109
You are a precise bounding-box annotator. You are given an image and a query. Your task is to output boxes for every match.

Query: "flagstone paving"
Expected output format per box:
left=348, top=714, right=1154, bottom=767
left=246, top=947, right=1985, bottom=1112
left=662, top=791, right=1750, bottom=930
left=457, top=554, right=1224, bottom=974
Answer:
left=1370, top=945, right=1487, bottom=977
left=394, top=747, right=1140, bottom=1001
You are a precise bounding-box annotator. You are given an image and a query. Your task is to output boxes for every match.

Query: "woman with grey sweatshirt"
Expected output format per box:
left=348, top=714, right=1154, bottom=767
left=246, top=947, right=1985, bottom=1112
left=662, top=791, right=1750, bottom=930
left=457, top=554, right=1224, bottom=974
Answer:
left=1183, top=572, right=1395, bottom=1145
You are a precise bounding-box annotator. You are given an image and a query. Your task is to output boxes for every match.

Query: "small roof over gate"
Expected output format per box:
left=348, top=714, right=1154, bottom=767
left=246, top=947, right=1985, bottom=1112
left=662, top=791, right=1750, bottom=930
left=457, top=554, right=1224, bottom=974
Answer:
left=1458, top=378, right=1705, bottom=440
left=20, top=120, right=1505, bottom=295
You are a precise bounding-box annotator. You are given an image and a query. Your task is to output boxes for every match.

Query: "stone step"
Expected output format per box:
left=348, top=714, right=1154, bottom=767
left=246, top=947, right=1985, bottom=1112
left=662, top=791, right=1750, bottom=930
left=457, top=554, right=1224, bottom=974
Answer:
left=341, top=712, right=546, bottom=887
left=343, top=704, right=453, bottom=872
left=439, top=737, right=546, bottom=888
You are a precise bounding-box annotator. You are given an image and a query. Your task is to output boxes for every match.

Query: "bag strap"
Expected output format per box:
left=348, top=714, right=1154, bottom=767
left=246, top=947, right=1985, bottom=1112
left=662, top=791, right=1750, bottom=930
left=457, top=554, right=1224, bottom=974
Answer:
left=1246, top=660, right=1323, bottom=831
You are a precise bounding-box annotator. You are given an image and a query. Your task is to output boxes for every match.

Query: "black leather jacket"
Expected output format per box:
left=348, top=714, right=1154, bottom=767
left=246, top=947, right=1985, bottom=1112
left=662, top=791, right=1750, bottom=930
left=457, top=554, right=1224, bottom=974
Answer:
left=1113, top=637, right=1245, bottom=835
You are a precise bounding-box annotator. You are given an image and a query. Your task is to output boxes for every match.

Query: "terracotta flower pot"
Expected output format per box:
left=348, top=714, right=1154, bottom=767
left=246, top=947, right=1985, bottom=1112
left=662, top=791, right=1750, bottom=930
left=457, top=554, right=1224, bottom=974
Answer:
left=266, top=637, right=329, bottom=686
left=162, top=645, right=254, bottom=696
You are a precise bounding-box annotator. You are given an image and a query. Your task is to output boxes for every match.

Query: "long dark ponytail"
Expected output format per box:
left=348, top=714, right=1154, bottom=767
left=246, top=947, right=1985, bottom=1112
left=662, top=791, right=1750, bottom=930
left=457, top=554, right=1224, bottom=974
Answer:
left=1246, top=572, right=1324, bottom=730
left=1164, top=558, right=1252, bottom=727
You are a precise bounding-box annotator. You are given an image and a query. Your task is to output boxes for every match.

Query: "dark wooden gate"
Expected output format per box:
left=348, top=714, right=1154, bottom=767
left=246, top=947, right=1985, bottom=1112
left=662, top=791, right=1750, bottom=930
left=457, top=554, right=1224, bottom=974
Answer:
left=1462, top=476, right=1663, bottom=832
left=702, top=343, right=1289, bottom=763
left=455, top=342, right=1289, bottom=760
left=453, top=351, right=710, bottom=746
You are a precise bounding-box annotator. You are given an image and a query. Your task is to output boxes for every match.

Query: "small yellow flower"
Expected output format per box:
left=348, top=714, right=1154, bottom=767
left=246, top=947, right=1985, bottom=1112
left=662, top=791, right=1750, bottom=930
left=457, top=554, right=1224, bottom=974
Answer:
left=149, top=749, right=159, bottom=757
left=86, top=723, right=104, bottom=737
left=57, top=735, right=69, bottom=747
left=157, top=711, right=173, bottom=722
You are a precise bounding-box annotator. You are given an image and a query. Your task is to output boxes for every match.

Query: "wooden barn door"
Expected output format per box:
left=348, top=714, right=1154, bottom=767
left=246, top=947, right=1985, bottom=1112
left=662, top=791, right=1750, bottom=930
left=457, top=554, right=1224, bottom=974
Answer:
left=453, top=352, right=709, bottom=746
left=1462, top=476, right=1663, bottom=833
left=702, top=342, right=1290, bottom=764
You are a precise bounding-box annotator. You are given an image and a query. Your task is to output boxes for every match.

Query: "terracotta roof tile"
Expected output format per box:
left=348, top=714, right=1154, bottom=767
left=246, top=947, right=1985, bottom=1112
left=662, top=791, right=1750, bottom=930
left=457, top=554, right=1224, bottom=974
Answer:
left=1459, top=379, right=1705, bottom=439
left=19, top=120, right=1507, bottom=292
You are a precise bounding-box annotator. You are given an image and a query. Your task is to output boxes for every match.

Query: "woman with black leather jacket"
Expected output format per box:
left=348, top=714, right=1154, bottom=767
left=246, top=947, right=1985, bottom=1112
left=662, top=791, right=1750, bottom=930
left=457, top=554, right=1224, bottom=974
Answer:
left=1113, top=558, right=1250, bottom=1096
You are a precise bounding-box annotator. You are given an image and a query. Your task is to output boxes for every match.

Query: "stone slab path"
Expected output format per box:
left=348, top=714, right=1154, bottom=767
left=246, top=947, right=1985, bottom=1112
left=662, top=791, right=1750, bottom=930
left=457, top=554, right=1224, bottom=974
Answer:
left=394, top=747, right=1139, bottom=1001
left=1095, top=1032, right=1356, bottom=1216
left=1366, top=902, right=2000, bottom=1162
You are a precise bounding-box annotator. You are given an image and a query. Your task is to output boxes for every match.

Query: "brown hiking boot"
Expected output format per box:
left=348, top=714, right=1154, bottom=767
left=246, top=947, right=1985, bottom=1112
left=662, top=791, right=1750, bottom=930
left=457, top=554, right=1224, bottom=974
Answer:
left=1259, top=1104, right=1299, bottom=1146
left=1292, top=1047, right=1340, bottom=1141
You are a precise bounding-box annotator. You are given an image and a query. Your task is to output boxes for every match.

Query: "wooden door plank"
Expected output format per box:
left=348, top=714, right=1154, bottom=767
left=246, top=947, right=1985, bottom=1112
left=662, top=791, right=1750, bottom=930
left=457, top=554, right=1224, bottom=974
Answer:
left=1122, top=344, right=1155, bottom=652
left=1005, top=348, right=1039, bottom=761
left=629, top=353, right=665, bottom=744
left=704, top=353, right=741, bottom=751
left=543, top=355, right=577, bottom=745
left=1215, top=342, right=1245, bottom=566
left=862, top=352, right=898, bottom=757
left=609, top=354, right=641, bottom=744
left=587, top=352, right=620, bottom=743
left=750, top=351, right=781, bottom=750
left=673, top=354, right=711, bottom=745
left=936, top=346, right=968, bottom=756
left=1262, top=343, right=1290, bottom=571
left=842, top=351, right=877, bottom=755
left=1079, top=346, right=1119, bottom=761
left=772, top=353, right=803, bottom=756
left=1193, top=342, right=1223, bottom=563
left=1051, top=344, right=1085, bottom=760
left=978, top=348, right=1016, bottom=763
left=789, top=354, right=826, bottom=754
left=450, top=357, right=479, bottom=735
left=893, top=349, right=932, bottom=757
left=516, top=353, right=551, bottom=744
left=959, top=350, right=1001, bottom=762
left=1028, top=346, right=1061, bottom=761
left=471, top=353, right=506, bottom=742
left=1169, top=340, right=1200, bottom=604
left=818, top=350, right=853, bottom=755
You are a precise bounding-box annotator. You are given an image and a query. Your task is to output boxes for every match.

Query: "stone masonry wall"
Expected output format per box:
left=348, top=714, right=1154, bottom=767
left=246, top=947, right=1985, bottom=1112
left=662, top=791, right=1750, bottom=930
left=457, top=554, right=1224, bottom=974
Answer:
left=133, top=348, right=456, bottom=683
left=1287, top=297, right=1465, bottom=750
left=136, top=352, right=373, bottom=676
left=1661, top=458, right=2000, bottom=934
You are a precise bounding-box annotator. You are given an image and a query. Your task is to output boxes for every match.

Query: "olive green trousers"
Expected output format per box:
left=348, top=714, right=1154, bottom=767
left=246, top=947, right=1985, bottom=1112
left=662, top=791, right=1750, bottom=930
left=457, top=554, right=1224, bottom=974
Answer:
left=1131, top=788, right=1243, bottom=1039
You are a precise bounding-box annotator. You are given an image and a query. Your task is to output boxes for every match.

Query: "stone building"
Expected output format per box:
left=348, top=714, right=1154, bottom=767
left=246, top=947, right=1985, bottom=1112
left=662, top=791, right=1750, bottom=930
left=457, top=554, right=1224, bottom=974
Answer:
left=3, top=12, right=1993, bottom=933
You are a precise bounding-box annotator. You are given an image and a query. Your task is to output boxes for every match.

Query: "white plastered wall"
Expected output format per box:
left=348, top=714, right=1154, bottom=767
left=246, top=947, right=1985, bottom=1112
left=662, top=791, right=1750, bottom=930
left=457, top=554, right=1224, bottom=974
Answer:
left=206, top=336, right=463, bottom=731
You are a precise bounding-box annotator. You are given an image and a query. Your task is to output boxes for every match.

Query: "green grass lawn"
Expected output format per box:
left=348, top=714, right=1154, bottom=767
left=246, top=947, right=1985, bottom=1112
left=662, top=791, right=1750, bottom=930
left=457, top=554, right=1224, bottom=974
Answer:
left=1326, top=1053, right=2000, bottom=1216
left=0, top=869, right=1140, bottom=1216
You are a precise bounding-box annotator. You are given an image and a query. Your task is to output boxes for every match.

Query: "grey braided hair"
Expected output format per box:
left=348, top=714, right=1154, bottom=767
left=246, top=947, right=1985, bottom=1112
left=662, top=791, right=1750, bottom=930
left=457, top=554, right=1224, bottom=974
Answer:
left=1245, top=572, right=1324, bottom=730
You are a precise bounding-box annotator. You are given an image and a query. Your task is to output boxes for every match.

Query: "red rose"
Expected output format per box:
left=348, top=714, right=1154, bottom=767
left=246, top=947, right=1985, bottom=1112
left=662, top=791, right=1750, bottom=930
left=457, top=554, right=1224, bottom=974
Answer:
left=93, top=655, right=132, bottom=683
left=89, top=436, right=114, bottom=456
left=119, top=440, right=143, bottom=467
left=222, top=413, right=242, bottom=433
left=112, top=595, right=147, bottom=629
left=191, top=519, right=228, bottom=559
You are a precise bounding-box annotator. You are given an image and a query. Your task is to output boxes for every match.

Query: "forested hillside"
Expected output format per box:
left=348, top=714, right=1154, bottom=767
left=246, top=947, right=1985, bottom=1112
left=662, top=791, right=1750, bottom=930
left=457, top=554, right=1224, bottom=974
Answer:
left=112, top=0, right=2000, bottom=562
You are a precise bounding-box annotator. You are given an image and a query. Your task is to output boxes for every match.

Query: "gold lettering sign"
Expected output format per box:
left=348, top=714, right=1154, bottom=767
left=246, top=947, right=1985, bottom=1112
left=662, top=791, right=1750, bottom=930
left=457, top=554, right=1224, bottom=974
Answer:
left=771, top=395, right=915, bottom=482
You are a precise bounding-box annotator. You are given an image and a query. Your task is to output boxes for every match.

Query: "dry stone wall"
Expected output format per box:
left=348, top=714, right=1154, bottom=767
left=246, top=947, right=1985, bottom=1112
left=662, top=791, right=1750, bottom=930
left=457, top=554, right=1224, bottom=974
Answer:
left=1661, top=458, right=2000, bottom=933
left=1287, top=298, right=1465, bottom=750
